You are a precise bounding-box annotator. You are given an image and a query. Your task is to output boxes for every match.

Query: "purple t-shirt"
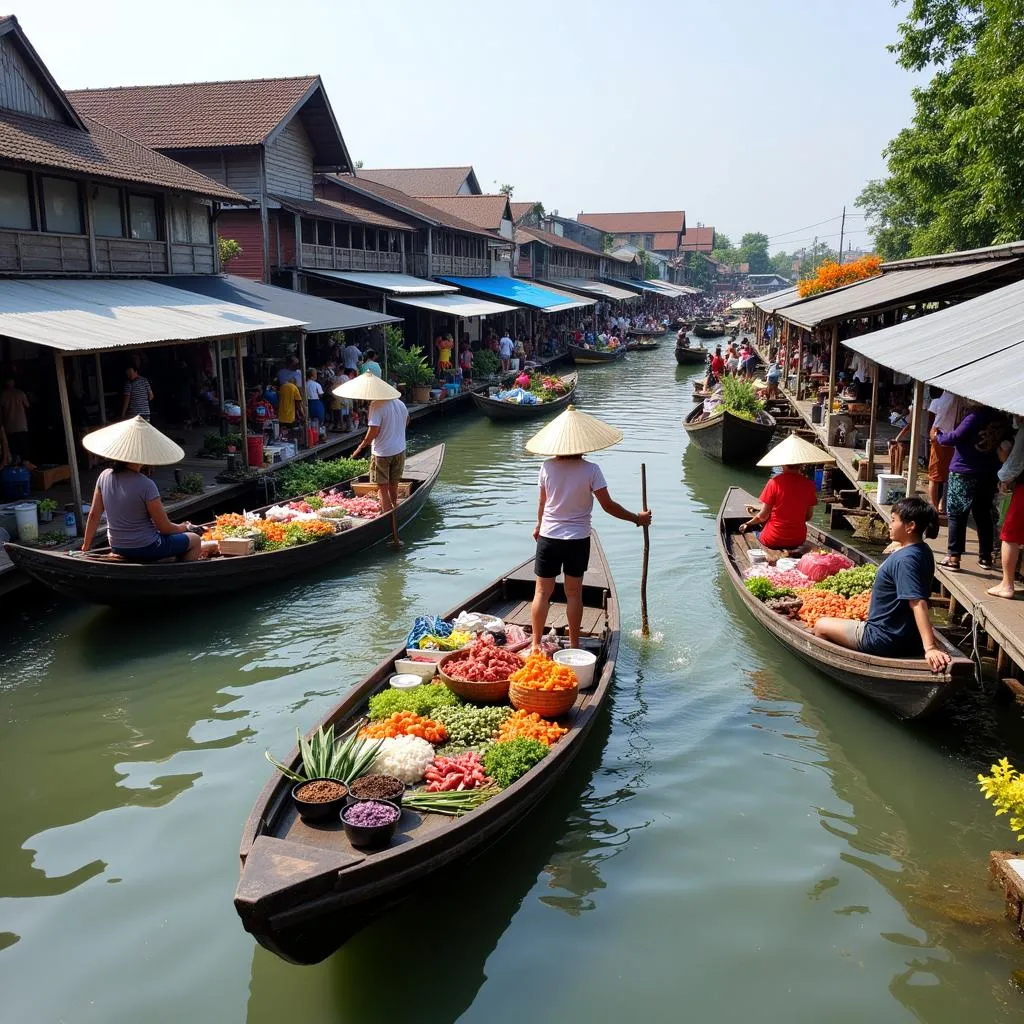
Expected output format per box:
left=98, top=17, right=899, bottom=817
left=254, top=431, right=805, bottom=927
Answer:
left=98, top=467, right=160, bottom=549
left=936, top=410, right=1001, bottom=476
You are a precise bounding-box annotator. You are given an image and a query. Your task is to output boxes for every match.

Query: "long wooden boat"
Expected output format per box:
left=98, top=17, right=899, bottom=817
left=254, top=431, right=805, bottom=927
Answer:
left=683, top=403, right=776, bottom=464
left=234, top=536, right=620, bottom=964
left=5, top=445, right=445, bottom=605
left=630, top=339, right=662, bottom=352
left=627, top=325, right=665, bottom=338
left=470, top=373, right=577, bottom=421
left=692, top=321, right=725, bottom=339
left=568, top=343, right=626, bottom=364
left=674, top=343, right=707, bottom=365
left=716, top=486, right=972, bottom=718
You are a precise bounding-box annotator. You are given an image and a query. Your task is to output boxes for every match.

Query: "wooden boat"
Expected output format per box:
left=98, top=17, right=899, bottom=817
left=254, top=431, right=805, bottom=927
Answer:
left=5, top=445, right=445, bottom=605
left=690, top=386, right=712, bottom=403
left=674, top=342, right=707, bottom=365
left=568, top=343, right=626, bottom=364
left=716, top=486, right=973, bottom=718
left=627, top=325, right=665, bottom=338
left=234, top=536, right=620, bottom=964
left=470, top=373, right=577, bottom=421
left=631, top=338, right=662, bottom=352
left=683, top=403, right=776, bottom=464
left=692, top=321, right=725, bottom=339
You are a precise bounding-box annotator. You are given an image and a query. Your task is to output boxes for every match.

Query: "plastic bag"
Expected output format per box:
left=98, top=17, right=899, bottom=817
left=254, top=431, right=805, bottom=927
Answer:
left=405, top=615, right=453, bottom=649
left=451, top=610, right=504, bottom=634
left=796, top=551, right=854, bottom=582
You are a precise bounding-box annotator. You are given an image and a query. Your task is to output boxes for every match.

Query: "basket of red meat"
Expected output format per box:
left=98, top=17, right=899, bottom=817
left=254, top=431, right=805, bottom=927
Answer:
left=438, top=634, right=525, bottom=703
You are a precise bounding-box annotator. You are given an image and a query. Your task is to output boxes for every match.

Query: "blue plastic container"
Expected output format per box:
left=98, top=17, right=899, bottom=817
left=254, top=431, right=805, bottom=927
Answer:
left=0, top=466, right=30, bottom=500
left=814, top=468, right=824, bottom=491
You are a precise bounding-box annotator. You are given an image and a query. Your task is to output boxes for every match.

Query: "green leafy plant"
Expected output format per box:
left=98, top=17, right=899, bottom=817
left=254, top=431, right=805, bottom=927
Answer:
left=218, top=237, right=242, bottom=266
left=978, top=758, right=1024, bottom=843
left=473, top=349, right=501, bottom=376
left=202, top=431, right=242, bottom=458
left=718, top=377, right=765, bottom=421
left=274, top=456, right=369, bottom=499
left=744, top=577, right=795, bottom=602
left=38, top=499, right=58, bottom=514
left=395, top=344, right=435, bottom=387
left=265, top=722, right=383, bottom=785
left=367, top=685, right=462, bottom=721
left=179, top=472, right=204, bottom=495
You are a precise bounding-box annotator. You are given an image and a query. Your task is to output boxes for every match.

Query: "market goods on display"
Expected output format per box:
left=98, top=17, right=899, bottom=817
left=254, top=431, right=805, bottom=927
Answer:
left=795, top=589, right=869, bottom=627
left=496, top=710, right=567, bottom=746
left=744, top=577, right=796, bottom=602
left=796, top=550, right=854, bottom=582
left=743, top=564, right=813, bottom=590
left=403, top=786, right=497, bottom=816
left=370, top=735, right=435, bottom=783
left=265, top=723, right=382, bottom=785
left=204, top=512, right=344, bottom=551
left=483, top=738, right=549, bottom=788
left=348, top=774, right=405, bottom=802
left=294, top=779, right=346, bottom=803
left=320, top=494, right=381, bottom=518
left=418, top=631, right=472, bottom=651
left=367, top=683, right=462, bottom=721
left=509, top=653, right=578, bottom=691
left=360, top=712, right=448, bottom=744
left=764, top=595, right=804, bottom=619
left=442, top=634, right=524, bottom=682
left=433, top=704, right=512, bottom=747
left=342, top=800, right=400, bottom=827
left=275, top=456, right=370, bottom=500
left=424, top=751, right=492, bottom=791
left=813, top=564, right=877, bottom=597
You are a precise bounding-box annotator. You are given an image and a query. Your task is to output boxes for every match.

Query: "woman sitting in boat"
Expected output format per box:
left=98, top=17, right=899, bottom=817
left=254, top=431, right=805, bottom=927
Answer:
left=525, top=406, right=651, bottom=653
left=78, top=416, right=202, bottom=562
left=737, top=435, right=825, bottom=553
left=813, top=497, right=952, bottom=673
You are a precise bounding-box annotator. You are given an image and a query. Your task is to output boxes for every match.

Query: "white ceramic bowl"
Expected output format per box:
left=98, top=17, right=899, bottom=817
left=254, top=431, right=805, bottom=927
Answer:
left=389, top=673, right=422, bottom=690
left=393, top=659, right=436, bottom=681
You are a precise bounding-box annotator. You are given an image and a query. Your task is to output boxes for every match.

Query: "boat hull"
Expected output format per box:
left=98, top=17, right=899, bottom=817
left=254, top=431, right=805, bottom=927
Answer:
left=674, top=345, right=707, bottom=365
left=469, top=374, right=577, bottom=421
left=683, top=404, right=776, bottom=465
left=692, top=324, right=723, bottom=338
left=568, top=344, right=625, bottom=364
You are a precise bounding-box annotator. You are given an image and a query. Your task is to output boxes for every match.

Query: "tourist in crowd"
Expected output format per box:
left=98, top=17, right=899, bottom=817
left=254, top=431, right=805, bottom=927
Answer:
left=1, top=375, right=30, bottom=463
left=305, top=368, right=325, bottom=430
left=342, top=339, right=362, bottom=373
left=988, top=419, right=1024, bottom=600
left=927, top=386, right=959, bottom=512
left=932, top=401, right=1008, bottom=571
left=710, top=346, right=725, bottom=382
left=498, top=330, right=514, bottom=373
left=459, top=341, right=473, bottom=382
left=122, top=366, right=153, bottom=422
left=277, top=356, right=302, bottom=388
left=765, top=358, right=782, bottom=400
left=361, top=349, right=382, bottom=377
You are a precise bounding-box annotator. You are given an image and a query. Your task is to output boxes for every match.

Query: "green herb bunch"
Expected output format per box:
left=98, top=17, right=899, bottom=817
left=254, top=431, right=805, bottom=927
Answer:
left=483, top=738, right=548, bottom=788
left=473, top=350, right=501, bottom=376
left=814, top=564, right=877, bottom=597
left=367, top=684, right=463, bottom=721
left=719, top=377, right=765, bottom=422
left=275, top=457, right=369, bottom=499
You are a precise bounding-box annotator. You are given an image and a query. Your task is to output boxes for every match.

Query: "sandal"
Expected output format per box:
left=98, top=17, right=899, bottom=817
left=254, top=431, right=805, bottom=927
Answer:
left=939, top=557, right=961, bottom=572
left=978, top=559, right=994, bottom=571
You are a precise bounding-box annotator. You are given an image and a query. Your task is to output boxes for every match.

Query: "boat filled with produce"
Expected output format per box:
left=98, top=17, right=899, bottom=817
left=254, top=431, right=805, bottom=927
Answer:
left=471, top=372, right=578, bottom=421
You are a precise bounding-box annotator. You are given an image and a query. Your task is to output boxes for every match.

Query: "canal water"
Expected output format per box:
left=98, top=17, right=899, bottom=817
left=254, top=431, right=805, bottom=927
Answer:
left=2, top=344, right=1024, bottom=1023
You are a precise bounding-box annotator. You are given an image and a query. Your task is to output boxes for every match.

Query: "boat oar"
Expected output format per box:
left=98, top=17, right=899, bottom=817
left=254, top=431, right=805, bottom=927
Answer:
left=640, top=462, right=650, bottom=638
left=389, top=505, right=401, bottom=549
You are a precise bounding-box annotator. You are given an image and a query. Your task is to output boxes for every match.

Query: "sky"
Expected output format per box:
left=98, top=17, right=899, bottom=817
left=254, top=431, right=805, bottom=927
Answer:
left=21, top=0, right=921, bottom=254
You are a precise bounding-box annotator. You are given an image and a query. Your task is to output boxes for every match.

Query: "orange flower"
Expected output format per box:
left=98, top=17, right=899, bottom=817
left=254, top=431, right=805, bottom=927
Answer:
left=797, top=255, right=881, bottom=298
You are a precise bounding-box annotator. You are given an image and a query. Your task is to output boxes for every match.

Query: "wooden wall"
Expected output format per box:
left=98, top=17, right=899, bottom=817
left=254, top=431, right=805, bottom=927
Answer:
left=265, top=120, right=315, bottom=200
left=169, top=148, right=262, bottom=200
left=217, top=210, right=265, bottom=281
left=0, top=35, right=61, bottom=120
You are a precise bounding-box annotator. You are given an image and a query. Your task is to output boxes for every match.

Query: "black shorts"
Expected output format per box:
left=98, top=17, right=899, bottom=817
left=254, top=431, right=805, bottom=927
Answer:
left=535, top=535, right=590, bottom=579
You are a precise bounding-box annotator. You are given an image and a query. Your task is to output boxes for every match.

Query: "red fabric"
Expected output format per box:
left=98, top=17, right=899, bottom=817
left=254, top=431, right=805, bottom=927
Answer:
left=758, top=472, right=818, bottom=549
left=1002, top=483, right=1024, bottom=544
left=710, top=356, right=725, bottom=376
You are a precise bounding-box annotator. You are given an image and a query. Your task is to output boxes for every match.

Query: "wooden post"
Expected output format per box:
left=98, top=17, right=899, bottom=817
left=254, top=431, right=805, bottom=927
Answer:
left=215, top=340, right=225, bottom=431
left=905, top=379, right=925, bottom=497
left=235, top=336, right=249, bottom=468
left=866, top=359, right=880, bottom=479
left=795, top=330, right=804, bottom=400
left=94, top=353, right=106, bottom=424
left=54, top=351, right=85, bottom=536
left=298, top=331, right=309, bottom=444
left=826, top=323, right=839, bottom=428
left=640, top=463, right=650, bottom=637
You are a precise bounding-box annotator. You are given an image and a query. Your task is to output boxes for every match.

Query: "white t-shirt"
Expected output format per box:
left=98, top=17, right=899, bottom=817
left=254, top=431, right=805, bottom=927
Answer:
left=305, top=379, right=323, bottom=400
left=538, top=458, right=608, bottom=541
left=498, top=335, right=514, bottom=358
left=928, top=391, right=959, bottom=435
left=368, top=398, right=408, bottom=457
left=342, top=345, right=362, bottom=371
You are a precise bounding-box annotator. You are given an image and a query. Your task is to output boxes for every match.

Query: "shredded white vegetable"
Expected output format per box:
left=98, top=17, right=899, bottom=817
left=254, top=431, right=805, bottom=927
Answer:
left=370, top=735, right=435, bottom=783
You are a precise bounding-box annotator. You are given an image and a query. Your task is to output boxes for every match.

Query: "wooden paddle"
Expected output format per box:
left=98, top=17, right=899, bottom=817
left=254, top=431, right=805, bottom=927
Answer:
left=640, top=463, right=650, bottom=638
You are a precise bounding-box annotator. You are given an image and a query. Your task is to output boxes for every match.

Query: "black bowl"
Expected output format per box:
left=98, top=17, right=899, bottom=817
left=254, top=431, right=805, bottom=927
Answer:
left=340, top=799, right=401, bottom=849
left=345, top=775, right=405, bottom=808
left=291, top=778, right=349, bottom=823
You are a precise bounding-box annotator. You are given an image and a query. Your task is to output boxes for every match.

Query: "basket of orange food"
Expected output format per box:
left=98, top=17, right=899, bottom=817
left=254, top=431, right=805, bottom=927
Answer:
left=507, top=653, right=579, bottom=718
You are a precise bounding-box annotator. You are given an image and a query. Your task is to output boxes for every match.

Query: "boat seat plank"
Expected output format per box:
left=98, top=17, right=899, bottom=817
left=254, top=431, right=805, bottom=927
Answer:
left=501, top=600, right=604, bottom=636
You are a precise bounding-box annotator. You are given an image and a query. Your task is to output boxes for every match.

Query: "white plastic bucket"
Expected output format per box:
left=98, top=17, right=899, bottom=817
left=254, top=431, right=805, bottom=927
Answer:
left=13, top=502, right=38, bottom=542
left=876, top=473, right=907, bottom=506
left=553, top=648, right=597, bottom=690
left=389, top=673, right=422, bottom=690
left=509, top=358, right=520, bottom=372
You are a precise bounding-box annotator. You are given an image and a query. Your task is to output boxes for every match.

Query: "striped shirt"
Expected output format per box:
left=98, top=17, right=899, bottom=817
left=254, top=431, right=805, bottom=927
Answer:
left=124, top=376, right=151, bottom=417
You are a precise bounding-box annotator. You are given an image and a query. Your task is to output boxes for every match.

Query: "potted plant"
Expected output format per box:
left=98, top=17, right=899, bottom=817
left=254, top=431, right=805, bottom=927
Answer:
left=38, top=498, right=58, bottom=523
left=396, top=345, right=435, bottom=405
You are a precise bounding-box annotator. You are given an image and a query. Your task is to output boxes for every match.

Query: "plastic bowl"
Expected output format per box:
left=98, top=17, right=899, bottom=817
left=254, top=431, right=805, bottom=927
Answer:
left=389, top=673, right=422, bottom=690
left=552, top=649, right=597, bottom=690
left=291, top=778, right=349, bottom=823
left=393, top=658, right=436, bottom=681
left=340, top=799, right=401, bottom=849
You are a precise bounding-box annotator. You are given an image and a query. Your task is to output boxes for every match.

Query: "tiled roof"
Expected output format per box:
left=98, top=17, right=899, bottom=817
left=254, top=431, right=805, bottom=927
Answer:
left=67, top=77, right=320, bottom=149
left=578, top=210, right=686, bottom=234
left=516, top=225, right=602, bottom=258
left=272, top=193, right=417, bottom=231
left=0, top=109, right=247, bottom=201
left=510, top=201, right=538, bottom=223
left=357, top=166, right=475, bottom=196
left=679, top=226, right=715, bottom=252
left=418, top=194, right=510, bottom=232
left=329, top=175, right=498, bottom=240
left=651, top=231, right=682, bottom=252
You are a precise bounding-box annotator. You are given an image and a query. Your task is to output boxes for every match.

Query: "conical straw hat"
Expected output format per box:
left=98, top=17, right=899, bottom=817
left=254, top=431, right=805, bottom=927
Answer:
left=332, top=370, right=400, bottom=401
left=756, top=432, right=835, bottom=467
left=525, top=405, right=624, bottom=456
left=82, top=415, right=185, bottom=466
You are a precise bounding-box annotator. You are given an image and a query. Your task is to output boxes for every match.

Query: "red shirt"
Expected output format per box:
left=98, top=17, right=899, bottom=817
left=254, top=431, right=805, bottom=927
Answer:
left=758, top=472, right=818, bottom=549
left=710, top=355, right=725, bottom=376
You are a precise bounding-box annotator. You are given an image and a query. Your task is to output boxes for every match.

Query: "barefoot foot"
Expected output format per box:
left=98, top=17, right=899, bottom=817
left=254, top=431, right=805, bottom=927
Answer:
left=986, top=585, right=1017, bottom=599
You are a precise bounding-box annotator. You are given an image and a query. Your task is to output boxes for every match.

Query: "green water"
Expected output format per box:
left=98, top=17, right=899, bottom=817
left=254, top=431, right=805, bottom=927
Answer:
left=2, top=346, right=1024, bottom=1023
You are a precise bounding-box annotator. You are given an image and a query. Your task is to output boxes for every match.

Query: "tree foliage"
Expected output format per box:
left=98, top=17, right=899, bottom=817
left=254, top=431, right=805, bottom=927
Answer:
left=857, top=0, right=1024, bottom=259
left=218, top=237, right=242, bottom=266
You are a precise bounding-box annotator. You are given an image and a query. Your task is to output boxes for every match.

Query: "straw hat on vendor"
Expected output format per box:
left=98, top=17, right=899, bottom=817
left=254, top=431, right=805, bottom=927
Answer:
left=525, top=406, right=651, bottom=652
left=78, top=416, right=203, bottom=562
left=738, top=432, right=833, bottom=551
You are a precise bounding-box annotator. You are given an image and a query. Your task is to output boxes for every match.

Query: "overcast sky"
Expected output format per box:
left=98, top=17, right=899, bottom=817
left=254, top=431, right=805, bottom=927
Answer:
left=24, top=0, right=919, bottom=253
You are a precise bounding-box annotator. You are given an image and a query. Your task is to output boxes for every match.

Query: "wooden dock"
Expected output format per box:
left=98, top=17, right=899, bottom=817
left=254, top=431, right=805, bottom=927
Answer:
left=990, top=852, right=1024, bottom=939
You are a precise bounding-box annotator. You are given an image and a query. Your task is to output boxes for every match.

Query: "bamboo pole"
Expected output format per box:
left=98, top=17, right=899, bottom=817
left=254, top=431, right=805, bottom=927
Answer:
left=866, top=360, right=880, bottom=480
left=826, top=323, right=839, bottom=437
left=640, top=463, right=650, bottom=638
left=235, top=336, right=248, bottom=468
left=54, top=351, right=85, bottom=537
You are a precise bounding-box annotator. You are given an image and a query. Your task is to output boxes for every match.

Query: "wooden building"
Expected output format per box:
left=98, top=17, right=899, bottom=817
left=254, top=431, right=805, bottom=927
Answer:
left=577, top=210, right=687, bottom=261
left=357, top=165, right=481, bottom=197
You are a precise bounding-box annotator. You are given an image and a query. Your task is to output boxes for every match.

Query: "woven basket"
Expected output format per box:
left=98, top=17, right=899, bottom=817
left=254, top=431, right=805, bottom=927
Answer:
left=509, top=681, right=578, bottom=718
left=438, top=649, right=524, bottom=704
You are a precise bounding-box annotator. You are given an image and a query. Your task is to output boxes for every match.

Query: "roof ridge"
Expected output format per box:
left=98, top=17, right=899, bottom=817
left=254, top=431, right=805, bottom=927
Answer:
left=67, top=75, right=318, bottom=94
left=360, top=165, right=471, bottom=172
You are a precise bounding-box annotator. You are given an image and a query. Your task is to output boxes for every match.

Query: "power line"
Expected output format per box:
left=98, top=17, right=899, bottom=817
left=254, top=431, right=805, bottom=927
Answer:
left=765, top=212, right=866, bottom=242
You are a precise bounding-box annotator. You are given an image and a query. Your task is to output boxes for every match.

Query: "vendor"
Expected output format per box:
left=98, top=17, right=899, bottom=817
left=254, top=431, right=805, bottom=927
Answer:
left=525, top=406, right=651, bottom=652
left=814, top=497, right=952, bottom=672
left=738, top=434, right=826, bottom=552
left=78, top=416, right=201, bottom=562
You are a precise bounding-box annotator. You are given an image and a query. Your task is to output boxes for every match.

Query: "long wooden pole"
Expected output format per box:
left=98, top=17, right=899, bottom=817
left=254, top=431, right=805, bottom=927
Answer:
left=905, top=379, right=925, bottom=498
left=235, top=336, right=248, bottom=468
left=866, top=360, right=880, bottom=480
left=826, top=322, right=839, bottom=438
left=55, top=351, right=85, bottom=537
left=640, top=463, right=650, bottom=638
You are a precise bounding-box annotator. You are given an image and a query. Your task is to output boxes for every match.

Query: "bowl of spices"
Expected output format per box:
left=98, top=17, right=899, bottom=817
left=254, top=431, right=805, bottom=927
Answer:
left=346, top=773, right=405, bottom=807
left=340, top=799, right=401, bottom=849
left=291, top=778, right=349, bottom=823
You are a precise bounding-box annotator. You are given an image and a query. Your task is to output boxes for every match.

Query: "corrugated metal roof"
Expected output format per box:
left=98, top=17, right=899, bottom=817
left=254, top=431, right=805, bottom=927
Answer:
left=303, top=271, right=456, bottom=295
left=844, top=276, right=1024, bottom=415
left=753, top=286, right=800, bottom=313
left=438, top=275, right=592, bottom=313
left=0, top=278, right=303, bottom=352
left=388, top=293, right=517, bottom=318
left=780, top=259, right=1019, bottom=328
left=612, top=279, right=675, bottom=296
left=163, top=275, right=400, bottom=334
left=541, top=279, right=639, bottom=302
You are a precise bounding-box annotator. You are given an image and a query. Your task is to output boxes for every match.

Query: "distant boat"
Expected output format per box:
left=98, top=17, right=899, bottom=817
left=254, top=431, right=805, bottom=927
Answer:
left=683, top=404, right=776, bottom=465
left=470, top=373, right=578, bottom=421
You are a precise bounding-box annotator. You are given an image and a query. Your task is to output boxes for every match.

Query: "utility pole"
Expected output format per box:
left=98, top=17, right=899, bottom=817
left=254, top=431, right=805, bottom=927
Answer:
left=837, top=206, right=846, bottom=265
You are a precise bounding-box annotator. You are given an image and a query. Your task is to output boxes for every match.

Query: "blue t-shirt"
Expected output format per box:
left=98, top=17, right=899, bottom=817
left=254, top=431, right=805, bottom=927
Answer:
left=859, top=543, right=934, bottom=657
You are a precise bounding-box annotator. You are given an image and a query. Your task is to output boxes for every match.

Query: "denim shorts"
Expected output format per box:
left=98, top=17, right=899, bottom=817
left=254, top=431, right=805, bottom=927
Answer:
left=112, top=533, right=190, bottom=561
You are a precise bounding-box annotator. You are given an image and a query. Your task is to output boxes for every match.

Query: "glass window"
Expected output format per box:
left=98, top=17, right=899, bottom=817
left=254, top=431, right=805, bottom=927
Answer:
left=93, top=186, right=124, bottom=237
left=317, top=220, right=333, bottom=246
left=168, top=200, right=189, bottom=243
left=41, top=177, right=83, bottom=234
left=0, top=170, right=33, bottom=230
left=189, top=203, right=211, bottom=244
left=128, top=194, right=159, bottom=240
left=301, top=217, right=316, bottom=244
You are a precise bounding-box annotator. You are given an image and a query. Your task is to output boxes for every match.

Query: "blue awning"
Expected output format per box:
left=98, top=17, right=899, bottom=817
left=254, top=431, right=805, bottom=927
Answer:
left=609, top=278, right=676, bottom=295
left=438, top=276, right=592, bottom=313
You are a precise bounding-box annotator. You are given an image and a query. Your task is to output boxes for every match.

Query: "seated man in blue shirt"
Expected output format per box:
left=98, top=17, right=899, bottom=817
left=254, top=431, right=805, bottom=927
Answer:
left=813, top=497, right=953, bottom=673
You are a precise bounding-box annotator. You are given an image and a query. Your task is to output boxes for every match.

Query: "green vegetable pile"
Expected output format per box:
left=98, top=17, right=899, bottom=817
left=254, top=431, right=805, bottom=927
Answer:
left=718, top=377, right=764, bottom=422
left=265, top=722, right=382, bottom=785
left=202, top=431, right=242, bottom=458
left=814, top=564, right=877, bottom=597
left=368, top=684, right=463, bottom=721
left=275, top=457, right=370, bottom=499
left=483, top=738, right=548, bottom=788
left=435, top=704, right=513, bottom=747
left=473, top=349, right=501, bottom=376
left=744, top=577, right=796, bottom=601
